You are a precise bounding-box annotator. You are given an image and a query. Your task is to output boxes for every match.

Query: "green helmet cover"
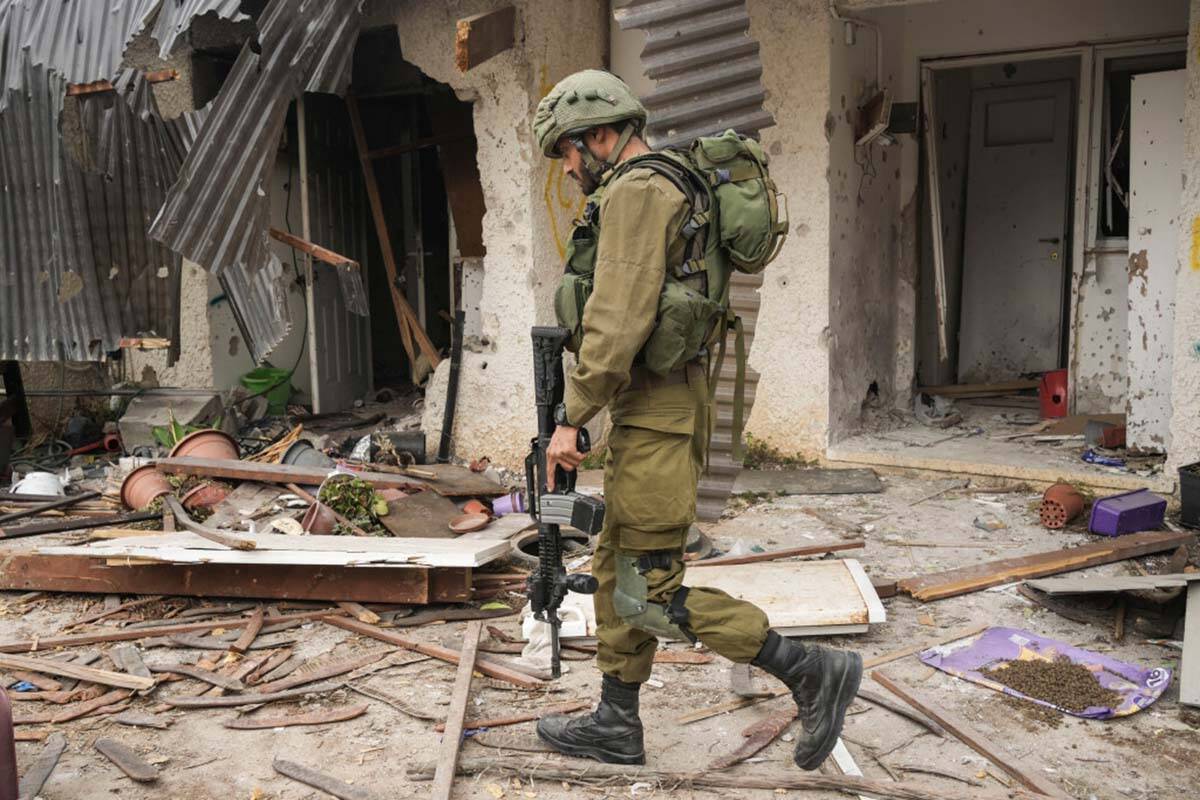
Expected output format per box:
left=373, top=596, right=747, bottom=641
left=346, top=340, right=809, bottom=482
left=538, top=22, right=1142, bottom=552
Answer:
left=533, top=69, right=647, bottom=158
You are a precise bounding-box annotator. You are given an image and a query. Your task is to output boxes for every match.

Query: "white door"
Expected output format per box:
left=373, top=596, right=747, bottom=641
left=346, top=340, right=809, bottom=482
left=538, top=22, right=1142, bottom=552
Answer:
left=957, top=80, right=1074, bottom=383
left=1127, top=69, right=1186, bottom=452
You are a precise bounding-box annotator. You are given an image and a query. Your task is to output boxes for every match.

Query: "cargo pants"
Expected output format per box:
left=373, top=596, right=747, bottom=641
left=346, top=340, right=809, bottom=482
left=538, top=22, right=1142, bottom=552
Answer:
left=592, top=362, right=770, bottom=684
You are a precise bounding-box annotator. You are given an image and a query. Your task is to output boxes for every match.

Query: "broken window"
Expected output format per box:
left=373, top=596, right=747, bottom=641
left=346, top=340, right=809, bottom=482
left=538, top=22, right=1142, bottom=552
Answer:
left=1097, top=51, right=1185, bottom=239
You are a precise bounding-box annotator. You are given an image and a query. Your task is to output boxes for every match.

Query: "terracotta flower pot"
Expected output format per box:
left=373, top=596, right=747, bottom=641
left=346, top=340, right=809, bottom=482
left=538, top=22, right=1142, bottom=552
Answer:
left=169, top=429, right=239, bottom=461
left=120, top=465, right=173, bottom=510
left=181, top=481, right=232, bottom=511
left=461, top=499, right=490, bottom=517
left=300, top=502, right=337, bottom=534
left=1041, top=483, right=1084, bottom=529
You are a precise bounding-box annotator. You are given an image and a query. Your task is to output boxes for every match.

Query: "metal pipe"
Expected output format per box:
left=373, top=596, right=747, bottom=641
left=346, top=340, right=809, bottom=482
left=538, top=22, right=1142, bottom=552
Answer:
left=0, top=490, right=101, bottom=525
left=436, top=310, right=466, bottom=464
left=828, top=1, right=884, bottom=92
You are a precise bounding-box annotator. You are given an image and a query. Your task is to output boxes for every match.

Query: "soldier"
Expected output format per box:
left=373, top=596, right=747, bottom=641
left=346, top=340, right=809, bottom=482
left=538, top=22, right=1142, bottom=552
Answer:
left=530, top=70, right=862, bottom=770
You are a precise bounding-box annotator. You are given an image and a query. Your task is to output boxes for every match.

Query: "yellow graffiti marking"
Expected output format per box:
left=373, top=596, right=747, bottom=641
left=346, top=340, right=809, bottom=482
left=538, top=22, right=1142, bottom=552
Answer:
left=1191, top=216, right=1200, bottom=271
left=539, top=65, right=586, bottom=260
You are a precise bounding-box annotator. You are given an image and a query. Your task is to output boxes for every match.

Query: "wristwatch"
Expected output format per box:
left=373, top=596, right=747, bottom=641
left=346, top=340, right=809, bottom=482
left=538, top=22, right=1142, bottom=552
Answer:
left=554, top=403, right=570, bottom=427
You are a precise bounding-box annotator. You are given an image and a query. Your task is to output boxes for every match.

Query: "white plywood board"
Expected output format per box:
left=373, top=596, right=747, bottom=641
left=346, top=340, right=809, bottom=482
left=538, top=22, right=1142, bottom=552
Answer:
left=1127, top=69, right=1186, bottom=451
left=39, top=531, right=510, bottom=568
left=1182, top=581, right=1200, bottom=707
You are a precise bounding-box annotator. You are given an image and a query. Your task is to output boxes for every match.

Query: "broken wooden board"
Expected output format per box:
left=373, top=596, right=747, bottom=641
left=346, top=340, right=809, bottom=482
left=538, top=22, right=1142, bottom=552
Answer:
left=18, top=732, right=66, bottom=799
left=897, top=531, right=1193, bottom=601
left=431, top=620, right=483, bottom=800
left=871, top=670, right=1068, bottom=798
left=39, top=529, right=509, bottom=568
left=154, top=457, right=505, bottom=497
left=1183, top=581, right=1200, bottom=708
left=274, top=758, right=380, bottom=800
left=455, top=6, right=515, bottom=71
left=379, top=491, right=460, bottom=538
left=0, top=653, right=153, bottom=690
left=94, top=738, right=158, bottom=783
left=0, top=551, right=471, bottom=604
left=732, top=468, right=882, bottom=496
left=1024, top=573, right=1198, bottom=594
left=227, top=703, right=367, bottom=729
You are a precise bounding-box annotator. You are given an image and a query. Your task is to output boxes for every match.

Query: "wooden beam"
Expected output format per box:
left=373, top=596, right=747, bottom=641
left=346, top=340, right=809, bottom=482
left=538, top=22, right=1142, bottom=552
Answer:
left=345, top=95, right=441, bottom=369
left=897, top=531, right=1193, bottom=601
left=871, top=671, right=1068, bottom=798
left=455, top=7, right=516, bottom=72
left=690, top=540, right=865, bottom=568
left=274, top=758, right=380, bottom=800
left=0, top=551, right=470, bottom=604
left=155, top=456, right=423, bottom=490
left=0, top=654, right=153, bottom=690
left=0, top=510, right=159, bottom=539
left=229, top=606, right=264, bottom=655
left=324, top=616, right=543, bottom=690
left=269, top=228, right=358, bottom=271
left=164, top=496, right=256, bottom=551
left=431, top=620, right=483, bottom=800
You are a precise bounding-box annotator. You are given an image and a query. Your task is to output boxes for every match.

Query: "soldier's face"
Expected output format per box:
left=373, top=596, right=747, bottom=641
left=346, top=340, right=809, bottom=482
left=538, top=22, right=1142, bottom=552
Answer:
left=556, top=135, right=600, bottom=195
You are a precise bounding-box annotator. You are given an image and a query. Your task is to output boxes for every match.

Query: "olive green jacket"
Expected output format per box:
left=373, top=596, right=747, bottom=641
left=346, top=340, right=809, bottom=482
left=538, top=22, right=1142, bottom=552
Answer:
left=562, top=166, right=689, bottom=428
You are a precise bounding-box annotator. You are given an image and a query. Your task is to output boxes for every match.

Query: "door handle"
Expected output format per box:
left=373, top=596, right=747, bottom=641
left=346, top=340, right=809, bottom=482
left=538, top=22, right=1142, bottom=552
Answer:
left=1038, top=237, right=1061, bottom=244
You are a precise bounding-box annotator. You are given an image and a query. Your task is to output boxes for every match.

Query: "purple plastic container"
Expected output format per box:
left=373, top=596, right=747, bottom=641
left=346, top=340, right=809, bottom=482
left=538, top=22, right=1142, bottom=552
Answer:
left=1088, top=489, right=1167, bottom=536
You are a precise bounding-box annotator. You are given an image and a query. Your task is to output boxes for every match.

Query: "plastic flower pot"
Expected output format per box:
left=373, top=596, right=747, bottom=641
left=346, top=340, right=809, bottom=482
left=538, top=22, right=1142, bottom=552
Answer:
left=169, top=429, right=239, bottom=461
left=1181, top=462, right=1200, bottom=529
left=181, top=481, right=232, bottom=511
left=239, top=367, right=292, bottom=416
left=280, top=440, right=335, bottom=469
left=120, top=465, right=173, bottom=510
left=1040, top=483, right=1084, bottom=529
left=300, top=502, right=337, bottom=534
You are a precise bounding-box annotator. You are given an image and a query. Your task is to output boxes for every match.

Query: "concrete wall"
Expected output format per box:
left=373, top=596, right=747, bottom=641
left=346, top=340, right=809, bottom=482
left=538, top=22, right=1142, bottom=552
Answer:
left=1167, top=0, right=1200, bottom=472
left=740, top=0, right=835, bottom=457
left=412, top=0, right=609, bottom=468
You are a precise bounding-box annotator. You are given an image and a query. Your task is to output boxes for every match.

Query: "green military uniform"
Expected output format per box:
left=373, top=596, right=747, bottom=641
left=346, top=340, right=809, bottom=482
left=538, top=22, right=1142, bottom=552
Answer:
left=562, top=164, right=770, bottom=685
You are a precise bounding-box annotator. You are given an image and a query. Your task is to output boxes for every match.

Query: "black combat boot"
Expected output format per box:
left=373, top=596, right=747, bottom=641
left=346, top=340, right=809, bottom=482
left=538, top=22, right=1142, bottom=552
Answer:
left=752, top=630, right=863, bottom=770
left=536, top=674, right=645, bottom=764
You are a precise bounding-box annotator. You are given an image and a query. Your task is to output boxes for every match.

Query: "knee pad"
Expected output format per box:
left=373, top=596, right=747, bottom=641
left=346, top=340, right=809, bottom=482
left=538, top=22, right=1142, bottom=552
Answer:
left=611, top=553, right=695, bottom=642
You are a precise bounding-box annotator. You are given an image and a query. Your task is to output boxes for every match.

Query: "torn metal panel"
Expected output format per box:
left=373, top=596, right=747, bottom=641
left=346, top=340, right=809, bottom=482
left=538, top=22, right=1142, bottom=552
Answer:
left=613, top=0, right=774, bottom=520
left=150, top=0, right=248, bottom=58
left=219, top=254, right=293, bottom=364
left=149, top=0, right=363, bottom=278
left=613, top=0, right=774, bottom=149
left=0, top=0, right=160, bottom=108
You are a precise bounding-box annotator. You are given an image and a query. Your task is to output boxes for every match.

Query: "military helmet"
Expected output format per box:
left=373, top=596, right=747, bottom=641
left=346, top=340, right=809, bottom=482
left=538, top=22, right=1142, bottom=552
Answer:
left=533, top=69, right=647, bottom=158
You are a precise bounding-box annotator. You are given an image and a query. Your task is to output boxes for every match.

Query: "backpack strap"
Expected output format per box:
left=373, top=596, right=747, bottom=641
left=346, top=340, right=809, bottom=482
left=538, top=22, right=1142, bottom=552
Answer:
left=705, top=308, right=747, bottom=466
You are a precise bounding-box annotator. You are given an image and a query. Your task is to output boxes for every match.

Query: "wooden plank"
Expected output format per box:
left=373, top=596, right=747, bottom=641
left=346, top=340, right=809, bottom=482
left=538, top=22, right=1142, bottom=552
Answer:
left=46, top=530, right=508, bottom=569
left=155, top=456, right=423, bottom=490
left=1182, top=581, right=1200, bottom=707
left=0, top=551, right=468, bottom=604
left=254, top=650, right=389, bottom=694
left=162, top=683, right=341, bottom=709
left=274, top=758, right=380, bottom=800
left=51, top=689, right=131, bottom=723
left=64, top=595, right=162, bottom=627
left=710, top=710, right=796, bottom=770
left=325, top=616, right=543, bottom=690
left=691, top=540, right=865, bottom=567
left=18, top=733, right=66, bottom=800
left=148, top=664, right=245, bottom=691
left=0, top=490, right=101, bottom=525
left=0, top=510, right=159, bottom=539
left=345, top=95, right=440, bottom=370
left=0, top=654, right=152, bottom=690
left=336, top=601, right=380, bottom=625
left=230, top=606, right=264, bottom=654
left=857, top=688, right=945, bottom=737
left=0, top=609, right=339, bottom=654
left=1024, top=574, right=1196, bottom=594
left=164, top=496, right=255, bottom=550
left=897, top=531, right=1193, bottom=601
left=871, top=671, right=1067, bottom=797
left=455, top=7, right=515, bottom=71
left=918, top=380, right=1039, bottom=397
left=269, top=228, right=358, bottom=270
left=227, top=703, right=367, bottom=730
left=431, top=620, right=483, bottom=800
left=94, top=738, right=158, bottom=783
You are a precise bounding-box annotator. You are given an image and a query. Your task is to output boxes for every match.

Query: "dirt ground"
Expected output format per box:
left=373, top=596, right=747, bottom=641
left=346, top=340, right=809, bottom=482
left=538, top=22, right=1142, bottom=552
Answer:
left=3, top=470, right=1198, bottom=799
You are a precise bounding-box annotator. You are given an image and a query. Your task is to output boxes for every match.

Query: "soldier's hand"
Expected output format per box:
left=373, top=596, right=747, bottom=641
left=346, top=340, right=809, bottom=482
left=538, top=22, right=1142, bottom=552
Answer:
left=546, top=425, right=584, bottom=491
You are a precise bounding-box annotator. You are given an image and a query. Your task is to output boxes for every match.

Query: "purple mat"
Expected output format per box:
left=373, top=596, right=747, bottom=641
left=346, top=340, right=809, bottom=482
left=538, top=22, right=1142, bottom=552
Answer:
left=919, top=627, right=1171, bottom=719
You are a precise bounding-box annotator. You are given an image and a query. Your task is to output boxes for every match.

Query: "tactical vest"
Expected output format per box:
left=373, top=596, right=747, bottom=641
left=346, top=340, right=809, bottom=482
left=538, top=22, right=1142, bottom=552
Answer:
left=554, top=130, right=787, bottom=459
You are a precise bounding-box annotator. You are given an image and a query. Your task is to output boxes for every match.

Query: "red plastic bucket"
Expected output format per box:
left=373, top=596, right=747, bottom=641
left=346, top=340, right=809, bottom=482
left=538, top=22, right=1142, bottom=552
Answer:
left=1039, top=369, right=1068, bottom=418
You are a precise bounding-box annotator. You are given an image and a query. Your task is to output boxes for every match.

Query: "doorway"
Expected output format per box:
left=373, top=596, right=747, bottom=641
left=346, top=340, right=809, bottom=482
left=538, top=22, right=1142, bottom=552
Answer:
left=918, top=56, right=1080, bottom=389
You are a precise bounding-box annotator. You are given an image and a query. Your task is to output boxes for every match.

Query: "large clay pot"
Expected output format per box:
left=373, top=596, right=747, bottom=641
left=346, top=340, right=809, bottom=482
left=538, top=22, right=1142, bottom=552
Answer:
left=181, top=481, right=232, bottom=511
left=169, top=429, right=239, bottom=460
left=120, top=465, right=173, bottom=510
left=1040, top=483, right=1084, bottom=529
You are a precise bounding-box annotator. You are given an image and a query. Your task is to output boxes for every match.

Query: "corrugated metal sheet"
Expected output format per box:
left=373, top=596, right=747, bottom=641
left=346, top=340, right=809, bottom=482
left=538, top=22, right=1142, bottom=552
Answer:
left=150, top=0, right=246, bottom=57
left=0, top=62, right=189, bottom=362
left=614, top=0, right=774, bottom=520
left=149, top=0, right=362, bottom=279
left=614, top=0, right=774, bottom=149
left=0, top=0, right=160, bottom=109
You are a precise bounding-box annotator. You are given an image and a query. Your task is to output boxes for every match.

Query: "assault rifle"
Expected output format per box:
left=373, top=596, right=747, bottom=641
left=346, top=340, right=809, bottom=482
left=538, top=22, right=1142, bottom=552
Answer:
left=526, top=326, right=604, bottom=678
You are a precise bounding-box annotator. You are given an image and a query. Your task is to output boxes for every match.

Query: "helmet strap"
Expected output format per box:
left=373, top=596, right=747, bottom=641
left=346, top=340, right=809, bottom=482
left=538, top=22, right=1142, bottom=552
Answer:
left=570, top=122, right=637, bottom=189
